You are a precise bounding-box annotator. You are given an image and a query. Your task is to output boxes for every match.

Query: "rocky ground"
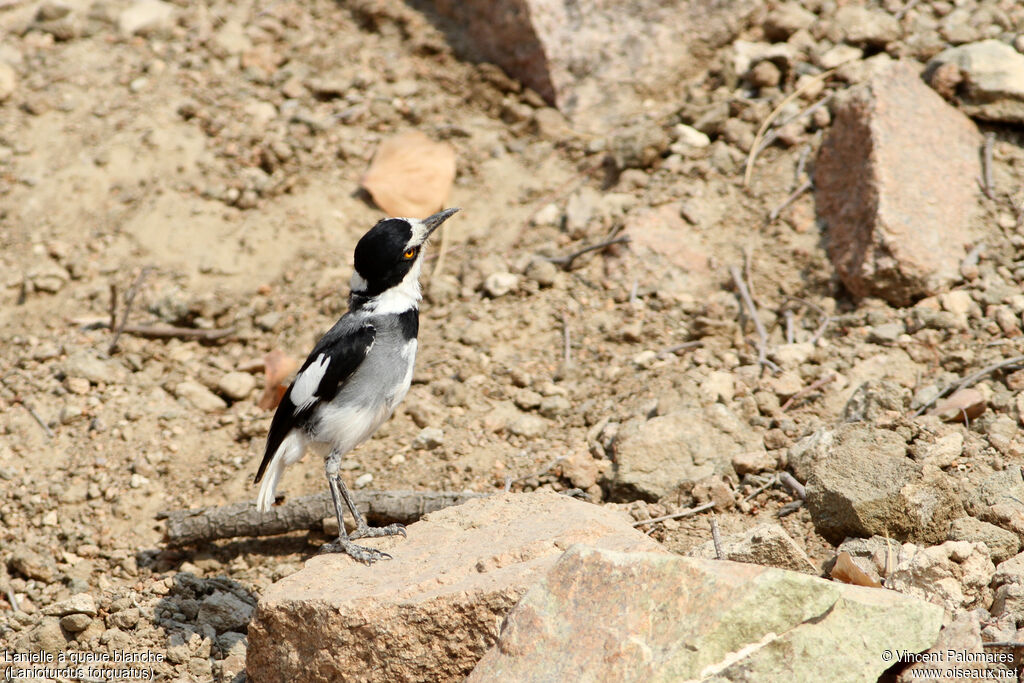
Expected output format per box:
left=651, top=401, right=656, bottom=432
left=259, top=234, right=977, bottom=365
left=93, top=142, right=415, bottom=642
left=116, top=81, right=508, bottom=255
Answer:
left=2, top=0, right=1024, bottom=680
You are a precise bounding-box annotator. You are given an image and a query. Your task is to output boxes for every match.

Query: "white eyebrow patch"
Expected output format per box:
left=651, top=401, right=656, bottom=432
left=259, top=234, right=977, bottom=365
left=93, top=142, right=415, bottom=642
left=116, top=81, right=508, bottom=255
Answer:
left=291, top=353, right=330, bottom=411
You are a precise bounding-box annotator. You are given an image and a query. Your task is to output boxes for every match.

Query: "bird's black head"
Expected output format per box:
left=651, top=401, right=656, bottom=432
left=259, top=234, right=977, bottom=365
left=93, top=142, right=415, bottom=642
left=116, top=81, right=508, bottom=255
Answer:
left=351, top=208, right=459, bottom=298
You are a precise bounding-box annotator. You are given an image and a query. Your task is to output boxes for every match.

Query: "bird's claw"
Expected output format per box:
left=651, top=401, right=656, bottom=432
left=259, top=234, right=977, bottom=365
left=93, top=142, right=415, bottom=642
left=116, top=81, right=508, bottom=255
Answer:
left=350, top=522, right=406, bottom=540
left=320, top=538, right=392, bottom=565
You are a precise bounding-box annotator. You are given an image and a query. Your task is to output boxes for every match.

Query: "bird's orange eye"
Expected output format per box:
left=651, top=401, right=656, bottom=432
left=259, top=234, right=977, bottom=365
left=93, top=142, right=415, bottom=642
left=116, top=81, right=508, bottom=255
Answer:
left=403, top=248, right=416, bottom=259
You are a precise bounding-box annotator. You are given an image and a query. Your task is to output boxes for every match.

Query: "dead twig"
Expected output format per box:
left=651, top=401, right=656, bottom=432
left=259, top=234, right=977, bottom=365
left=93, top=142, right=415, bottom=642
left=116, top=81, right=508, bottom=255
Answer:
left=743, top=473, right=779, bottom=502
left=79, top=319, right=236, bottom=342
left=109, top=267, right=152, bottom=354
left=729, top=265, right=779, bottom=373
left=561, top=313, right=572, bottom=366
left=632, top=501, right=716, bottom=527
left=658, top=341, right=703, bottom=358
left=779, top=471, right=806, bottom=500
left=768, top=179, right=813, bottom=223
left=913, top=354, right=1024, bottom=417
left=755, top=96, right=831, bottom=159
left=783, top=295, right=832, bottom=344
left=25, top=403, right=54, bottom=439
left=161, top=489, right=490, bottom=546
left=980, top=132, right=995, bottom=200
left=544, top=235, right=630, bottom=271
left=710, top=516, right=724, bottom=560
left=744, top=67, right=839, bottom=187
left=780, top=373, right=837, bottom=411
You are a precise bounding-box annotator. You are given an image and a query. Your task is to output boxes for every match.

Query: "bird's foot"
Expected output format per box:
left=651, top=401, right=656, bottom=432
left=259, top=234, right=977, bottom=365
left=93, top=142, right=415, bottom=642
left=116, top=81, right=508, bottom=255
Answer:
left=319, top=538, right=392, bottom=565
left=350, top=522, right=406, bottom=540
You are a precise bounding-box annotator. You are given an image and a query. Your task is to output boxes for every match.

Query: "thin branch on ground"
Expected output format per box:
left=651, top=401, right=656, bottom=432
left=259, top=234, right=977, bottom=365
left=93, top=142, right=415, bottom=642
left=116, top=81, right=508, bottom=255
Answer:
left=84, top=321, right=236, bottom=342
left=783, top=295, right=832, bottom=344
left=768, top=179, right=813, bottom=223
left=779, top=471, right=806, bottom=500
left=981, top=132, right=995, bottom=200
left=631, top=501, right=716, bottom=527
left=912, top=354, right=1024, bottom=417
left=744, top=68, right=839, bottom=187
left=794, top=143, right=812, bottom=184
left=161, top=489, right=490, bottom=546
left=109, top=267, right=152, bottom=354
left=743, top=473, right=779, bottom=502
left=658, top=341, right=703, bottom=358
left=781, top=373, right=837, bottom=411
left=755, top=96, right=831, bottom=159
left=710, top=516, right=724, bottom=560
left=544, top=235, right=630, bottom=271
left=729, top=265, right=779, bottom=372
left=561, top=313, right=572, bottom=366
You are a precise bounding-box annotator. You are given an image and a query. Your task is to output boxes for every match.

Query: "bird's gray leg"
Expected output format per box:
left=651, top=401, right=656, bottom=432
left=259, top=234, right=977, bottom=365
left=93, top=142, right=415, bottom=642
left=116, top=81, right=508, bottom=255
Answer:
left=336, top=465, right=407, bottom=541
left=320, top=449, right=391, bottom=564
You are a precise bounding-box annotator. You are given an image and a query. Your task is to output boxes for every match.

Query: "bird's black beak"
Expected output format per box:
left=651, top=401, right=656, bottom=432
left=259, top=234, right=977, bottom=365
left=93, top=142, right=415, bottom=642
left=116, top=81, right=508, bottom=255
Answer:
left=423, top=207, right=460, bottom=237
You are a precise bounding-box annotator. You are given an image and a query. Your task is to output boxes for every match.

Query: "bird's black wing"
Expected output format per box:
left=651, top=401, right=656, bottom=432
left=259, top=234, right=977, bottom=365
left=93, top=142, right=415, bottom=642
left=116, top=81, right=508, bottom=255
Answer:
left=254, top=321, right=376, bottom=484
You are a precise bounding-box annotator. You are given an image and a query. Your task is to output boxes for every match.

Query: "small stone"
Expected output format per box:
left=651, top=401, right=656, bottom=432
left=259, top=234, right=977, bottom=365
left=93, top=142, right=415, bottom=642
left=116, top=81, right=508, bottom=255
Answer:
left=106, top=607, right=140, bottom=630
left=43, top=593, right=97, bottom=617
left=174, top=380, right=228, bottom=413
left=29, top=618, right=67, bottom=653
left=197, top=591, right=255, bottom=634
left=525, top=259, right=558, bottom=287
left=60, top=613, right=93, bottom=633
left=948, top=517, right=1020, bottom=564
left=671, top=123, right=710, bottom=149
left=732, top=450, right=776, bottom=475
left=606, top=120, right=669, bottom=170
left=118, top=0, right=174, bottom=36
left=770, top=342, right=814, bottom=367
left=218, top=371, right=256, bottom=401
left=0, top=62, right=16, bottom=102
left=508, top=413, right=549, bottom=438
left=689, top=523, right=813, bottom=573
left=831, top=6, right=901, bottom=46
left=767, top=371, right=802, bottom=400
left=412, top=427, right=444, bottom=450
left=763, top=2, right=816, bottom=41
left=10, top=547, right=57, bottom=582
left=538, top=395, right=571, bottom=418
left=483, top=272, right=518, bottom=298
left=915, top=431, right=963, bottom=468
left=927, top=40, right=1024, bottom=124
left=748, top=61, right=781, bottom=88
left=930, top=388, right=985, bottom=423
left=700, top=371, right=735, bottom=403
left=531, top=203, right=561, bottom=227
left=63, top=351, right=127, bottom=385
left=868, top=322, right=905, bottom=344
left=354, top=473, right=373, bottom=488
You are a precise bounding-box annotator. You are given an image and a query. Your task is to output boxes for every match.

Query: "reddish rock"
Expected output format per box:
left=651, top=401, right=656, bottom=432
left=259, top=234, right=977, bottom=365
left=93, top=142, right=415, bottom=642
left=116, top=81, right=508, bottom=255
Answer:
left=430, top=0, right=756, bottom=132
left=816, top=61, right=982, bottom=305
left=247, top=491, right=664, bottom=683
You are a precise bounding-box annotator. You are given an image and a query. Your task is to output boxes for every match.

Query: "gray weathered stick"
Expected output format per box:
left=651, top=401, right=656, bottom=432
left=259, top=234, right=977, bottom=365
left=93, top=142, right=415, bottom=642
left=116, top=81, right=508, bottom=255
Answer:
left=161, top=489, right=488, bottom=546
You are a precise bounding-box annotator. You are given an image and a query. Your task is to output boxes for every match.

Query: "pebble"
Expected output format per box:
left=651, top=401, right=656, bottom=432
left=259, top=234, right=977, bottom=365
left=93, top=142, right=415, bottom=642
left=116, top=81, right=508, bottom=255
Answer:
left=43, top=593, right=96, bottom=616
left=64, top=351, right=127, bottom=385
left=539, top=395, right=571, bottom=418
left=525, top=259, right=558, bottom=287
left=354, top=473, right=373, bottom=488
left=0, top=62, right=16, bottom=102
left=483, top=272, right=519, bottom=298
left=412, top=427, right=444, bottom=450
left=118, top=0, right=174, bottom=36
left=11, top=547, right=57, bottom=582
left=670, top=123, right=710, bottom=149
left=196, top=591, right=255, bottom=634
left=508, top=413, right=549, bottom=438
left=60, top=613, right=93, bottom=633
left=217, top=372, right=256, bottom=401
left=30, top=618, right=66, bottom=652
left=174, top=381, right=228, bottom=413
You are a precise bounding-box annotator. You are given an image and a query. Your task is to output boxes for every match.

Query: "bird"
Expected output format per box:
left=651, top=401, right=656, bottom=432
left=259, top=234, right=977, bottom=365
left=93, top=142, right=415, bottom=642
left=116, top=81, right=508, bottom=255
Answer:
left=253, top=207, right=459, bottom=564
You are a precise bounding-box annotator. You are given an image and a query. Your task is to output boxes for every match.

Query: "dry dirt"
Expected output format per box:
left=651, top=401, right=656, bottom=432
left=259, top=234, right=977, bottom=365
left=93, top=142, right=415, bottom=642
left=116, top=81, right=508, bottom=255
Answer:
left=3, top=0, right=1024, bottom=681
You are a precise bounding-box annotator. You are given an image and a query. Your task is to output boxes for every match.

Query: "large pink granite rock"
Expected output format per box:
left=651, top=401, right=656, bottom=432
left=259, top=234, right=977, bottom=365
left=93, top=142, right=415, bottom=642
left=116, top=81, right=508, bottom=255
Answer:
left=246, top=491, right=665, bottom=682
left=816, top=61, right=982, bottom=306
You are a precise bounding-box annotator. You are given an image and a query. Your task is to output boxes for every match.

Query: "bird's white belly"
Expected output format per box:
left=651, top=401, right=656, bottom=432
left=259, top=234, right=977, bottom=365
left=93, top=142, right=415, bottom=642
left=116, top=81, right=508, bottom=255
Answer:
left=313, top=401, right=391, bottom=455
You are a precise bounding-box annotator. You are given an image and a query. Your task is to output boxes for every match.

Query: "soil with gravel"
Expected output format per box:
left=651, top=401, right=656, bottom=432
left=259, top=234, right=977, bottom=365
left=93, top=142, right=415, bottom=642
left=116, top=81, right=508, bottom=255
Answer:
left=3, top=0, right=1024, bottom=680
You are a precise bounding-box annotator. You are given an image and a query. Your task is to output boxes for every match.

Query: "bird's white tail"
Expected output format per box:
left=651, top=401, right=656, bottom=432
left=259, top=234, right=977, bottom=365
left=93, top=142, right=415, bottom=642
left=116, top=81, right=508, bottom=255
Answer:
left=256, top=432, right=306, bottom=512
